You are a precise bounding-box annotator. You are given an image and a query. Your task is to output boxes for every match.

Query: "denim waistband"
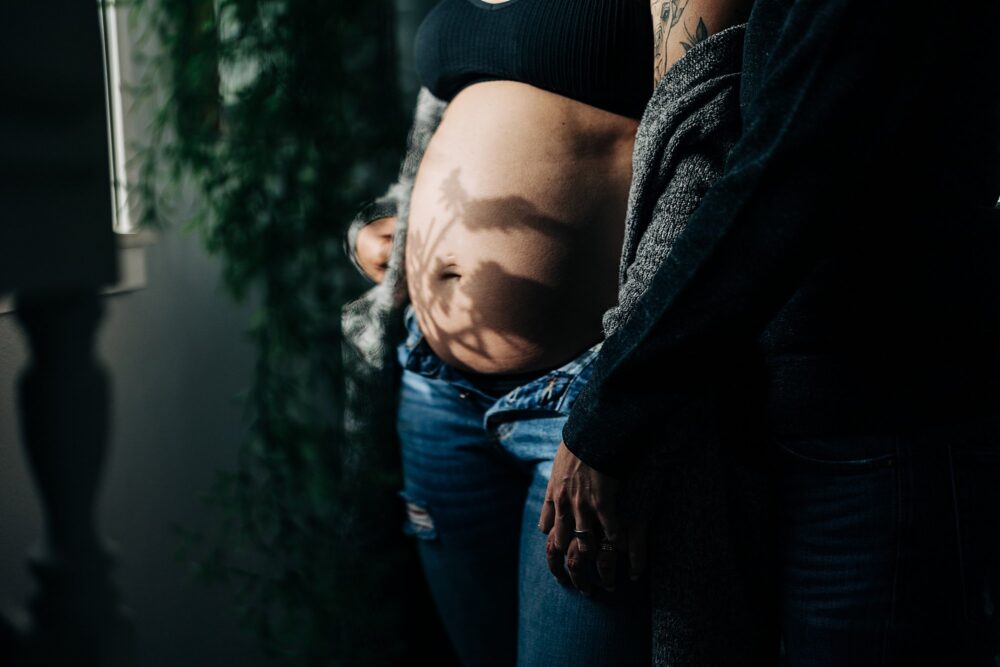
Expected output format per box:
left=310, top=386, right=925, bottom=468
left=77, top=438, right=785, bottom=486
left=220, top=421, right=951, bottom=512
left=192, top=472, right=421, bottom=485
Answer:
left=462, top=365, right=561, bottom=398
left=398, top=304, right=603, bottom=416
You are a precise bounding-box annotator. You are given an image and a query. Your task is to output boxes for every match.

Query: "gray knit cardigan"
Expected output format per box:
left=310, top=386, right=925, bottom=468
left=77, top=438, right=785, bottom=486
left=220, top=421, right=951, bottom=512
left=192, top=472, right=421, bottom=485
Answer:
left=342, top=24, right=775, bottom=666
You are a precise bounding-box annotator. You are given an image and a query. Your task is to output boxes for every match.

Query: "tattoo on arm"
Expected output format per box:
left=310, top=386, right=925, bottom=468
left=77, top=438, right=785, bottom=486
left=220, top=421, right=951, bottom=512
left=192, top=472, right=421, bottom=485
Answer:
left=651, top=1, right=662, bottom=69
left=667, top=0, right=687, bottom=31
left=651, top=0, right=710, bottom=81
left=651, top=0, right=688, bottom=80
left=681, top=18, right=709, bottom=53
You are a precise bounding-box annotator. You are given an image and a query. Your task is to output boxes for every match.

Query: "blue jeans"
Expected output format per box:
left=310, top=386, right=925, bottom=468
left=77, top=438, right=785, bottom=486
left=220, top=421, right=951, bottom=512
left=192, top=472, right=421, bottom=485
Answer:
left=395, top=306, right=650, bottom=666
left=776, top=417, right=1000, bottom=666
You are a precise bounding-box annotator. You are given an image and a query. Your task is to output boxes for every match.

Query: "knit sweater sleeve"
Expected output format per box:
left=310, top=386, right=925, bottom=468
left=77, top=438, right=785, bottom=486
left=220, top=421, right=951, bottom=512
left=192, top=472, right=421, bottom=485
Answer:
left=602, top=24, right=745, bottom=338
left=344, top=87, right=447, bottom=281
left=563, top=0, right=943, bottom=477
left=341, top=88, right=446, bottom=374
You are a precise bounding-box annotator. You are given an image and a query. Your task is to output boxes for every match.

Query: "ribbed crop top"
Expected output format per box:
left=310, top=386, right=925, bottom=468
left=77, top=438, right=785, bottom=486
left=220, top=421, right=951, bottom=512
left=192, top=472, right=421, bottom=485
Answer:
left=414, top=0, right=653, bottom=119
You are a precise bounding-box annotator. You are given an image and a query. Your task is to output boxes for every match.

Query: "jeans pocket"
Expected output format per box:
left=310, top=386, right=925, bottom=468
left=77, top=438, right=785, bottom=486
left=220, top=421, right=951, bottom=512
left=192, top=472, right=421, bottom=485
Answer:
left=776, top=434, right=899, bottom=631
left=398, top=305, right=448, bottom=377
left=552, top=343, right=602, bottom=414
left=775, top=434, right=897, bottom=474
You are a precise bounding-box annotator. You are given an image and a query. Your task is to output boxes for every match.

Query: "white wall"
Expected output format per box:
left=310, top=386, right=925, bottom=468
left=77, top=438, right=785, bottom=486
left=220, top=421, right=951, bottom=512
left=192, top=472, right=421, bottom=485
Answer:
left=0, top=228, right=272, bottom=667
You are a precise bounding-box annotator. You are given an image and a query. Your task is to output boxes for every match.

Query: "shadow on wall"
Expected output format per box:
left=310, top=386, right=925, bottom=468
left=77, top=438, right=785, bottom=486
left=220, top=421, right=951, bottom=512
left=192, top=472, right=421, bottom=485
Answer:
left=0, top=227, right=269, bottom=667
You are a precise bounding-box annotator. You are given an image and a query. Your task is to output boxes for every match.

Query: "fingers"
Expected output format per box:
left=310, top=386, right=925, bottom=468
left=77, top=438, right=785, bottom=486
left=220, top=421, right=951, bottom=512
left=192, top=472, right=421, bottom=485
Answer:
left=594, top=534, right=618, bottom=592
left=542, top=443, right=641, bottom=594
left=544, top=452, right=574, bottom=585
left=548, top=479, right=587, bottom=591
left=538, top=482, right=556, bottom=534
left=550, top=503, right=574, bottom=570
left=545, top=527, right=570, bottom=585
left=564, top=538, right=594, bottom=596
left=538, top=500, right=555, bottom=534
left=627, top=519, right=648, bottom=581
left=593, top=491, right=625, bottom=591
left=593, top=495, right=623, bottom=550
left=550, top=469, right=576, bottom=558
left=571, top=501, right=598, bottom=557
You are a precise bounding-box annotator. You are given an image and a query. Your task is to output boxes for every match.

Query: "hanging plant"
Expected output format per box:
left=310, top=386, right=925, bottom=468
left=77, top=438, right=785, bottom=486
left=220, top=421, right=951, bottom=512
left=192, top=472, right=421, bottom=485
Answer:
left=129, top=1, right=425, bottom=663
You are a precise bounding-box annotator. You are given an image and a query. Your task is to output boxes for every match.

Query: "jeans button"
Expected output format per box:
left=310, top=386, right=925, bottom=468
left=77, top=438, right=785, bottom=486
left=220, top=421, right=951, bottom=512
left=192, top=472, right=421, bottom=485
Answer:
left=458, top=390, right=471, bottom=400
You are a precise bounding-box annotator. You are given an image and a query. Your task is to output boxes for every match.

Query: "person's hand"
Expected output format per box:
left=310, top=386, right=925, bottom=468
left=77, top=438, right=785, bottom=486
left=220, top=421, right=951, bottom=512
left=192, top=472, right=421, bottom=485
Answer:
left=539, top=442, right=647, bottom=593
left=355, top=216, right=396, bottom=283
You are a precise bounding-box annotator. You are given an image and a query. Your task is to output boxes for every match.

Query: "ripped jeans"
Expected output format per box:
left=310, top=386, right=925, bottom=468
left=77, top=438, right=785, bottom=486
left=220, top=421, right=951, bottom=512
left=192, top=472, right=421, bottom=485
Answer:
left=395, top=305, right=650, bottom=667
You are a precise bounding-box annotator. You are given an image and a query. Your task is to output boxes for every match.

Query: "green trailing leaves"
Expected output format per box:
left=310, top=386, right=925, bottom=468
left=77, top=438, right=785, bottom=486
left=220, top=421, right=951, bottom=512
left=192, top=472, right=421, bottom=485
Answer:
left=135, top=0, right=411, bottom=663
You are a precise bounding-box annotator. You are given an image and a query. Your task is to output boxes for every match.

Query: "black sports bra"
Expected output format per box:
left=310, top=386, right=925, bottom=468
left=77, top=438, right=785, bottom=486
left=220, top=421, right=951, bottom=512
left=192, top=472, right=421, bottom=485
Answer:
left=414, top=0, right=653, bottom=119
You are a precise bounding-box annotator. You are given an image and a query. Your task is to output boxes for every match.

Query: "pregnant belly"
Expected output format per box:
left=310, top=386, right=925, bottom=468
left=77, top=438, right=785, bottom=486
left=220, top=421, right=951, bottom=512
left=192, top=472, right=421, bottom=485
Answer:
left=405, top=81, right=636, bottom=374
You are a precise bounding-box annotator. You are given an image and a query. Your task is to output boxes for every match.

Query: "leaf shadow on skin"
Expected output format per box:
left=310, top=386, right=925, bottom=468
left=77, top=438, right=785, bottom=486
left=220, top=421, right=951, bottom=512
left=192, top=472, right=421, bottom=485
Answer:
left=406, top=167, right=601, bottom=371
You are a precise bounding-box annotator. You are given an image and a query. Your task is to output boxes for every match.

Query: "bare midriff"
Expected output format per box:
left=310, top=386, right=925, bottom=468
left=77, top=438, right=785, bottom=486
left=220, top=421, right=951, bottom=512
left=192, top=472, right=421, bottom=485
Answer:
left=406, top=80, right=638, bottom=374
